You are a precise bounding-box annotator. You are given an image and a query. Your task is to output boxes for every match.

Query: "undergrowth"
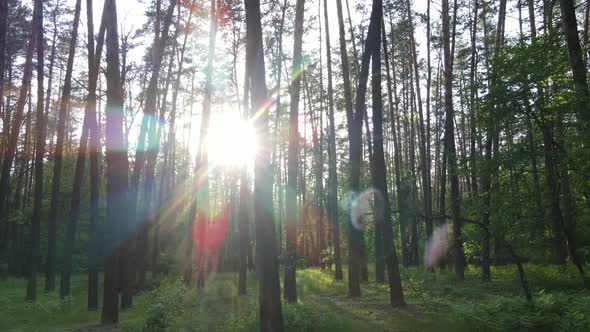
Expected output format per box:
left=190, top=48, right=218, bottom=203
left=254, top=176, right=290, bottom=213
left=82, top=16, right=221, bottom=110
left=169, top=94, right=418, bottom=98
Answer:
left=1, top=263, right=588, bottom=331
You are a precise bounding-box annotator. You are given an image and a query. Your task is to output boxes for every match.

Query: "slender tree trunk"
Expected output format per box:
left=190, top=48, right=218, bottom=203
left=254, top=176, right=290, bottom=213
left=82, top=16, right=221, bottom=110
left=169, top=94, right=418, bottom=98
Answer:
left=192, top=0, right=216, bottom=289
left=87, top=0, right=106, bottom=310
left=559, top=0, right=590, bottom=140
left=480, top=0, right=507, bottom=280
left=405, top=0, right=432, bottom=244
left=324, top=0, right=342, bottom=281
left=26, top=0, right=44, bottom=303
left=522, top=3, right=545, bottom=236
left=316, top=1, right=326, bottom=270
left=0, top=57, right=11, bottom=182
left=0, top=0, right=6, bottom=120
left=47, top=0, right=81, bottom=294
left=101, top=0, right=129, bottom=324
left=372, top=1, right=404, bottom=306
left=272, top=0, right=288, bottom=260
left=0, top=0, right=38, bottom=241
left=126, top=0, right=175, bottom=303
left=442, top=0, right=465, bottom=279
left=284, top=0, right=304, bottom=304
left=559, top=0, right=590, bottom=208
left=237, top=55, right=250, bottom=294
left=156, top=2, right=194, bottom=279
left=469, top=0, right=479, bottom=196
left=556, top=118, right=587, bottom=284
left=347, top=0, right=381, bottom=298
left=336, top=0, right=355, bottom=287
left=245, top=0, right=284, bottom=330
left=584, top=0, right=590, bottom=65
left=238, top=169, right=250, bottom=294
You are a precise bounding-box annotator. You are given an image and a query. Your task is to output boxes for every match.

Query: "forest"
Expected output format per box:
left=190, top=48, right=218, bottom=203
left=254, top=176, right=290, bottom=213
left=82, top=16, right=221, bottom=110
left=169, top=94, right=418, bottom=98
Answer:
left=0, top=0, right=589, bottom=330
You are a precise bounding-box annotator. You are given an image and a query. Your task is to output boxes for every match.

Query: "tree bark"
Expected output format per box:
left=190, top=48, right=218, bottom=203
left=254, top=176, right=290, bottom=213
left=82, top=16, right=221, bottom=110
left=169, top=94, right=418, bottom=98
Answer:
left=405, top=0, right=432, bottom=243
left=192, top=0, right=216, bottom=289
left=559, top=0, right=590, bottom=139
left=371, top=1, right=405, bottom=306
left=0, top=0, right=38, bottom=241
left=101, top=0, right=128, bottom=324
left=480, top=0, right=507, bottom=280
left=347, top=0, right=381, bottom=297
left=127, top=0, right=175, bottom=303
left=284, top=0, right=304, bottom=304
left=469, top=0, right=479, bottom=196
left=245, top=0, right=284, bottom=329
left=335, top=0, right=354, bottom=284
left=0, top=0, right=8, bottom=145
left=87, top=0, right=106, bottom=311
left=325, top=0, right=343, bottom=281
left=442, top=0, right=465, bottom=279
left=26, top=0, right=45, bottom=303
left=48, top=0, right=81, bottom=295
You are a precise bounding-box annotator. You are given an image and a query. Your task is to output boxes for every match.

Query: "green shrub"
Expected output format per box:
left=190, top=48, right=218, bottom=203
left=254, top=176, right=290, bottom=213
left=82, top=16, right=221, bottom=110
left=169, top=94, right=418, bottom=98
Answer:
left=226, top=302, right=346, bottom=332
left=455, top=291, right=590, bottom=331
left=141, top=280, right=188, bottom=332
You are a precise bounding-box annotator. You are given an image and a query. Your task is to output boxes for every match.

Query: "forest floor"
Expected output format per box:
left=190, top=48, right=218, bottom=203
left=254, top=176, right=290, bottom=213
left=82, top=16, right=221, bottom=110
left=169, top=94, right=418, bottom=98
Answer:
left=1, top=263, right=589, bottom=331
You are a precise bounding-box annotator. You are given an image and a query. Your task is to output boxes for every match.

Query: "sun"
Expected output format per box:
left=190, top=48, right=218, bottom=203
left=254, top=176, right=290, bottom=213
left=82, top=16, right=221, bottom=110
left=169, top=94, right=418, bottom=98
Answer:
left=207, top=112, right=258, bottom=168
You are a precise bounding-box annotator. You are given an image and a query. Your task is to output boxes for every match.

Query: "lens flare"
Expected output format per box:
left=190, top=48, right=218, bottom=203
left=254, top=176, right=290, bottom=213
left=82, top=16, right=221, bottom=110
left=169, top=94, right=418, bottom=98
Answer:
left=424, top=224, right=449, bottom=268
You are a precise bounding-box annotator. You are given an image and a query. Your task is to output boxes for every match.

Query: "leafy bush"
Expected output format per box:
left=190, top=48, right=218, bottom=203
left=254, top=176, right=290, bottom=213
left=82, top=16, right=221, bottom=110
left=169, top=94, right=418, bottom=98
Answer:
left=455, top=291, right=590, bottom=331
left=141, top=280, right=188, bottom=332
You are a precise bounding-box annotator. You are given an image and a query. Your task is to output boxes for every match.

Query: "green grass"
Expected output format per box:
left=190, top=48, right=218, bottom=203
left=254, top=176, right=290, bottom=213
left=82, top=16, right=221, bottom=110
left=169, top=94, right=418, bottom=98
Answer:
left=0, top=274, right=153, bottom=332
left=1, top=263, right=589, bottom=331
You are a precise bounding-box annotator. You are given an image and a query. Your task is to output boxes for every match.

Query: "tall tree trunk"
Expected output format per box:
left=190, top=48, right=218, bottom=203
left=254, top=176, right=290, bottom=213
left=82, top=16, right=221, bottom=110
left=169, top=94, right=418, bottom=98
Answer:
left=101, top=0, right=129, bottom=324
left=315, top=0, right=326, bottom=271
left=42, top=0, right=59, bottom=183
left=469, top=0, right=479, bottom=196
left=47, top=0, right=81, bottom=294
left=559, top=0, right=590, bottom=140
left=405, top=0, right=432, bottom=243
left=192, top=0, right=216, bottom=289
left=87, top=0, right=106, bottom=311
left=61, top=0, right=104, bottom=301
left=272, top=0, right=288, bottom=260
left=0, top=0, right=38, bottom=242
left=26, top=0, right=44, bottom=303
left=0, top=0, right=8, bottom=151
left=324, top=0, right=342, bottom=281
left=237, top=54, right=251, bottom=294
left=335, top=0, right=354, bottom=285
left=371, top=1, right=405, bottom=306
left=284, top=0, right=304, bottom=304
left=442, top=0, right=465, bottom=279
left=127, top=0, right=175, bottom=303
left=556, top=119, right=587, bottom=284
left=523, top=2, right=545, bottom=239
left=245, top=0, right=284, bottom=330
left=0, top=8, right=7, bottom=232
left=480, top=0, right=507, bottom=280
left=238, top=169, right=250, bottom=294
left=0, top=0, right=8, bottom=120
left=559, top=0, right=590, bottom=208
left=347, top=0, right=381, bottom=298
left=155, top=2, right=194, bottom=280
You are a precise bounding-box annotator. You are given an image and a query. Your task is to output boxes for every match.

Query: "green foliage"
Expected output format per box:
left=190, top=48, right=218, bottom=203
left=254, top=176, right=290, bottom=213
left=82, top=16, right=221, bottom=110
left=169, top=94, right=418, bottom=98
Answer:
left=2, top=265, right=589, bottom=331
left=227, top=302, right=347, bottom=332
left=455, top=292, right=590, bottom=331
left=141, top=280, right=188, bottom=332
